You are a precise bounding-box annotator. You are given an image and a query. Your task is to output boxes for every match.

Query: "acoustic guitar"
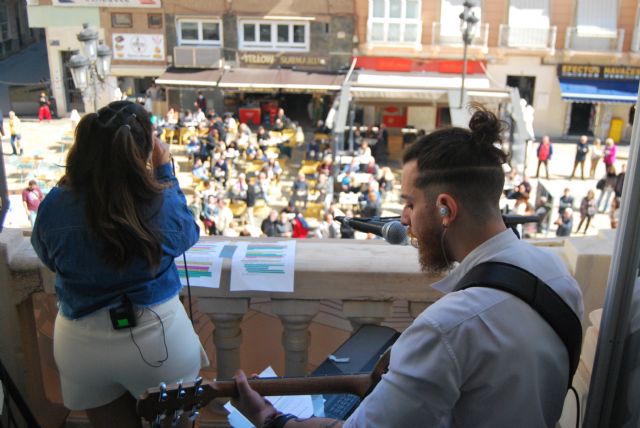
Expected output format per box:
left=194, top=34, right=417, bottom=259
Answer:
left=137, top=349, right=390, bottom=426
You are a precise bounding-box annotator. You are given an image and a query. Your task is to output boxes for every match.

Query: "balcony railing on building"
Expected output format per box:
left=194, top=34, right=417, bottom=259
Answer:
left=497, top=25, right=557, bottom=53
left=565, top=27, right=624, bottom=53
left=432, top=22, right=489, bottom=52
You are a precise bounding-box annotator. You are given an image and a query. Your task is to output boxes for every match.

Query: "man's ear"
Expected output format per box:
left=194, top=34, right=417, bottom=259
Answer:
left=436, top=194, right=458, bottom=228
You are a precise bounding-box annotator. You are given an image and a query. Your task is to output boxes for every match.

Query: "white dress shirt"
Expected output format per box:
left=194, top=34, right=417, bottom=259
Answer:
left=345, top=229, right=584, bottom=428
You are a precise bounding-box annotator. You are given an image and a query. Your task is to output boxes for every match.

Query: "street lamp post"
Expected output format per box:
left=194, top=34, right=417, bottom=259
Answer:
left=459, top=1, right=479, bottom=109
left=68, top=23, right=112, bottom=113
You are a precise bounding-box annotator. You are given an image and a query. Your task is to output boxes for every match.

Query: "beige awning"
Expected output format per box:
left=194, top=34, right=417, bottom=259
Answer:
left=154, top=68, right=224, bottom=87
left=350, top=71, right=510, bottom=104
left=218, top=68, right=344, bottom=91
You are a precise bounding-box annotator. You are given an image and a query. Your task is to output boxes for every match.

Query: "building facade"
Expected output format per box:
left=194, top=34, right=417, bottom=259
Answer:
left=0, top=0, right=36, bottom=59
left=351, top=0, right=640, bottom=142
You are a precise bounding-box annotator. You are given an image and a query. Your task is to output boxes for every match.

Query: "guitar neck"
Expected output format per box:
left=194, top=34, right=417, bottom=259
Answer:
left=214, top=373, right=373, bottom=398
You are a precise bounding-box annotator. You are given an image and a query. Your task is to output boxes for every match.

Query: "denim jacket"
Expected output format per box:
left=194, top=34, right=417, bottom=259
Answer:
left=31, top=163, right=199, bottom=319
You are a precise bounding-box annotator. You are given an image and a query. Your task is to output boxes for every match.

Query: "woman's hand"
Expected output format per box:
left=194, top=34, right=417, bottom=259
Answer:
left=152, top=134, right=172, bottom=167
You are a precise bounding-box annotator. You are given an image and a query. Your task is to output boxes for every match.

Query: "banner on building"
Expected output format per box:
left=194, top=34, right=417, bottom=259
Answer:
left=112, top=34, right=165, bottom=61
left=558, top=64, right=640, bottom=80
left=239, top=52, right=329, bottom=69
left=53, top=0, right=161, bottom=7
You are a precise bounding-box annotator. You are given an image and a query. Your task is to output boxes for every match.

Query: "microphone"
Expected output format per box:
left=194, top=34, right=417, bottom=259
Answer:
left=335, top=216, right=408, bottom=245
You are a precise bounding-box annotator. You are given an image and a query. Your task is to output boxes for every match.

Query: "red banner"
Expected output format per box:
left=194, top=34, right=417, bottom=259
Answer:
left=354, top=56, right=486, bottom=75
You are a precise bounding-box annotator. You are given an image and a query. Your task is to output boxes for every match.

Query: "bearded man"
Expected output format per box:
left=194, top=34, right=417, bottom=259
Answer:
left=231, top=107, right=584, bottom=428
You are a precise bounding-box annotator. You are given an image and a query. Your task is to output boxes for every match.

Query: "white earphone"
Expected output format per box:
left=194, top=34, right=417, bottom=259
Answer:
left=439, top=206, right=450, bottom=217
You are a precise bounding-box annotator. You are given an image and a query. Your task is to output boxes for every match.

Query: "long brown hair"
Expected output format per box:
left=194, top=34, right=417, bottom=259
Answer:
left=59, top=101, right=166, bottom=270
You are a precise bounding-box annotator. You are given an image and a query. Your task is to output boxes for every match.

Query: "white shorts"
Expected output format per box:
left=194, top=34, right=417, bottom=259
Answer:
left=54, top=295, right=209, bottom=410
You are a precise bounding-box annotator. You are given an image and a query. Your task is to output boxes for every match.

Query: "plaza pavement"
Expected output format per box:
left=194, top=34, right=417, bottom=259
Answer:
left=0, top=117, right=630, bottom=237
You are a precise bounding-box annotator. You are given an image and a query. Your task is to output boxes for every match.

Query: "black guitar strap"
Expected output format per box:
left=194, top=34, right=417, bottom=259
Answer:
left=454, top=261, right=583, bottom=388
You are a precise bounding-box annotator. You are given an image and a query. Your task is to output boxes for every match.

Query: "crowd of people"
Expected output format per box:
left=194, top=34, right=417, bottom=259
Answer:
left=145, top=94, right=396, bottom=240
left=499, top=134, right=627, bottom=238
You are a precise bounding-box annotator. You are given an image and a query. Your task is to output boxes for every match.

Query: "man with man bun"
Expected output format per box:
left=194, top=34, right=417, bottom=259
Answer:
left=231, top=107, right=584, bottom=428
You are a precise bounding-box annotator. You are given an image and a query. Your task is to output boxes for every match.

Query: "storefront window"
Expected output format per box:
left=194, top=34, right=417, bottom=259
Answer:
left=177, top=19, right=222, bottom=45
left=239, top=21, right=309, bottom=51
left=111, top=13, right=133, bottom=29
left=244, top=24, right=256, bottom=42
left=202, top=22, right=220, bottom=41
left=260, top=24, right=271, bottom=42
left=148, top=14, right=163, bottom=29
left=277, top=25, right=289, bottom=42
left=367, top=0, right=422, bottom=44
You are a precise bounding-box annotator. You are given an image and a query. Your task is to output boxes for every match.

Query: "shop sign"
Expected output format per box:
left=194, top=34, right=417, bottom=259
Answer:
left=558, top=64, right=640, bottom=80
left=239, top=53, right=328, bottom=68
left=112, top=33, right=165, bottom=61
left=53, top=0, right=161, bottom=7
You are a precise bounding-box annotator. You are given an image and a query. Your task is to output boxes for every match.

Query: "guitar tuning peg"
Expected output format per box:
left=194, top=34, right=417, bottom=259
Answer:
left=158, top=382, right=168, bottom=402
left=194, top=376, right=204, bottom=396
left=176, top=379, right=187, bottom=399
left=171, top=409, right=184, bottom=427
left=189, top=410, right=200, bottom=422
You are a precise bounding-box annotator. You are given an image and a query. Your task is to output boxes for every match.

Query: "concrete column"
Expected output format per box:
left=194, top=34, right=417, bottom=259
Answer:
left=270, top=299, right=320, bottom=376
left=198, top=297, right=249, bottom=380
left=342, top=300, right=392, bottom=331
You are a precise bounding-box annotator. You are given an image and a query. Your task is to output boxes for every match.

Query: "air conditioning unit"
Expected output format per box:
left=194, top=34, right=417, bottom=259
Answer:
left=173, top=46, right=223, bottom=68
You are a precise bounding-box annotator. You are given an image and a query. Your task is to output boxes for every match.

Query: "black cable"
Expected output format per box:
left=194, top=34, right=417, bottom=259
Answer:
left=129, top=308, right=169, bottom=368
left=170, top=156, right=194, bottom=323
left=569, top=385, right=580, bottom=428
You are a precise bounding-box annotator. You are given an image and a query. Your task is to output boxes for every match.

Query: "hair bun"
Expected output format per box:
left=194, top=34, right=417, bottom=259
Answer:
left=468, top=104, right=505, bottom=147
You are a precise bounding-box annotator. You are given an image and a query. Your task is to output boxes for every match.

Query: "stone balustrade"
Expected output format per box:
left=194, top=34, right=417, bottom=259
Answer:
left=0, top=228, right=616, bottom=427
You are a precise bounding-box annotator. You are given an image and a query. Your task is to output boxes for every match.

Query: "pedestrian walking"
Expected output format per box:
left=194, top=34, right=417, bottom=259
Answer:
left=38, top=92, right=52, bottom=122
left=8, top=111, right=22, bottom=155
left=597, top=164, right=617, bottom=213
left=603, top=138, right=617, bottom=170
left=22, top=179, right=44, bottom=226
left=570, top=135, right=589, bottom=179
left=575, top=190, right=596, bottom=234
left=535, top=136, right=552, bottom=179
left=589, top=138, right=603, bottom=178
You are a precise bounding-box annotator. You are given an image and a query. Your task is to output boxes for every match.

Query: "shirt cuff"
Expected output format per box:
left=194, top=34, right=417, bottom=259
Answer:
left=154, top=163, right=173, bottom=181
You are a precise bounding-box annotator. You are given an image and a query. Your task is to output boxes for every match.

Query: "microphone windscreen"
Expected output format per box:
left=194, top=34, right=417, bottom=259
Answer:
left=383, top=221, right=409, bottom=245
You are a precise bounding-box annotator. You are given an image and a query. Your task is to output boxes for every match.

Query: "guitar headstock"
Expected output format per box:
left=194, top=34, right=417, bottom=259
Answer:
left=137, top=377, right=219, bottom=424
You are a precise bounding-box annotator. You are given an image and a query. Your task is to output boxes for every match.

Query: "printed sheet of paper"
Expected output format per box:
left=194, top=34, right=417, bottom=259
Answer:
left=224, top=367, right=314, bottom=428
left=174, top=241, right=227, bottom=289
left=230, top=241, right=296, bottom=292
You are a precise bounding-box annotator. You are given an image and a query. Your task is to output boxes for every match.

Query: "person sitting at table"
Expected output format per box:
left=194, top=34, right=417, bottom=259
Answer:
left=258, top=171, right=272, bottom=205
left=276, top=211, right=293, bottom=237
left=192, top=158, right=209, bottom=182
left=210, top=116, right=226, bottom=142
left=265, top=157, right=282, bottom=182
left=229, top=173, right=249, bottom=203
left=276, top=107, right=291, bottom=127
left=195, top=107, right=206, bottom=123
left=341, top=170, right=356, bottom=193
left=317, top=157, right=332, bottom=176
left=379, top=166, right=395, bottom=200
left=342, top=158, right=359, bottom=174
left=193, top=135, right=211, bottom=164
left=290, top=172, right=310, bottom=209
left=224, top=113, right=238, bottom=141
left=272, top=117, right=285, bottom=132
left=182, top=110, right=194, bottom=125
left=261, top=210, right=279, bottom=237
left=165, top=107, right=178, bottom=129
left=361, top=189, right=382, bottom=218
left=358, top=141, right=372, bottom=158
left=185, top=134, right=200, bottom=162
left=314, top=173, right=334, bottom=210
left=201, top=194, right=218, bottom=235
left=257, top=125, right=270, bottom=151
left=292, top=210, right=310, bottom=239
left=365, top=158, right=379, bottom=176
left=214, top=198, right=234, bottom=236
left=245, top=140, right=259, bottom=161
left=211, top=155, right=229, bottom=186
left=195, top=178, right=217, bottom=201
